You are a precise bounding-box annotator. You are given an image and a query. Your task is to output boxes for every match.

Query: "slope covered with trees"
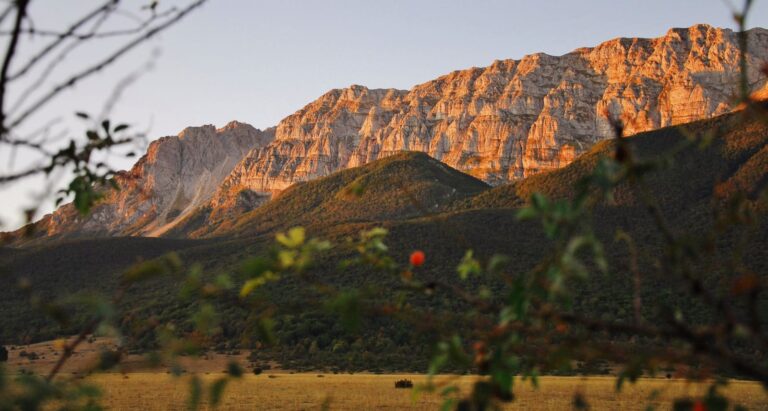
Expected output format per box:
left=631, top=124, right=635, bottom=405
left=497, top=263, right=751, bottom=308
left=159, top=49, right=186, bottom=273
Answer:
left=2, top=109, right=766, bottom=374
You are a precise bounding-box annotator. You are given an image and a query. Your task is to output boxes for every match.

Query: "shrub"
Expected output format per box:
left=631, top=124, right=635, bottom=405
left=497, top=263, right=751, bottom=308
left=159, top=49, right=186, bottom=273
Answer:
left=394, top=379, right=413, bottom=389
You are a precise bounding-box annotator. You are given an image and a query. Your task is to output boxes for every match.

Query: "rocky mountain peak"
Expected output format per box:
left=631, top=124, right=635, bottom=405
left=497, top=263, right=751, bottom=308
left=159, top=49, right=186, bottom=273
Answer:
left=8, top=24, right=768, bottom=242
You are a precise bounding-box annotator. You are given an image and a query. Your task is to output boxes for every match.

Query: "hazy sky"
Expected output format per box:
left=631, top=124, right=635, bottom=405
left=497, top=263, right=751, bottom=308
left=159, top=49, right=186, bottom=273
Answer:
left=1, top=0, right=767, bottom=230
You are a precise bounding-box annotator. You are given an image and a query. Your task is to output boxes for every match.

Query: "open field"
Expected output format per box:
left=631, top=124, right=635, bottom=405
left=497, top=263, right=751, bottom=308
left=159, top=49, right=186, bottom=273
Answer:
left=75, top=373, right=767, bottom=410
left=5, top=339, right=768, bottom=409
left=4, top=338, right=256, bottom=375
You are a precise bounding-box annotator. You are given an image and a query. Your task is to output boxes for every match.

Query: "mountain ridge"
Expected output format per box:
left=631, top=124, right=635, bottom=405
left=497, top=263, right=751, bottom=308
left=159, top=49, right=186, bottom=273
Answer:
left=2, top=108, right=766, bottom=367
left=6, top=24, right=768, bottom=243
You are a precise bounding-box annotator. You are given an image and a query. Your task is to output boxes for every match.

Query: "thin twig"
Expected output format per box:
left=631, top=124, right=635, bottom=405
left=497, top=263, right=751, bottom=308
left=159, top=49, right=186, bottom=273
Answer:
left=7, top=0, right=118, bottom=83
left=0, top=0, right=29, bottom=134
left=7, top=0, right=207, bottom=131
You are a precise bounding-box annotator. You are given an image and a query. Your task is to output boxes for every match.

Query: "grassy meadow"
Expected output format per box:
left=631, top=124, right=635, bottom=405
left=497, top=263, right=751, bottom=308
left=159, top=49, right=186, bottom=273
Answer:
left=81, top=373, right=768, bottom=410
left=6, top=339, right=768, bottom=409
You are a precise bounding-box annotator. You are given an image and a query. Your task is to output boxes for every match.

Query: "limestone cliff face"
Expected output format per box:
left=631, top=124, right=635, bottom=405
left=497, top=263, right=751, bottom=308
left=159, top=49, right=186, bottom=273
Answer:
left=12, top=24, right=768, bottom=240
left=34, top=121, right=274, bottom=239
left=207, top=24, right=768, bottom=215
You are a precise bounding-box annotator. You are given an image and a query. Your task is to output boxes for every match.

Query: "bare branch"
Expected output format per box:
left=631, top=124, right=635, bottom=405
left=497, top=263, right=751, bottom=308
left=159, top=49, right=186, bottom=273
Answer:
left=6, top=0, right=208, bottom=132
left=0, top=4, right=15, bottom=27
left=7, top=0, right=118, bottom=83
left=0, top=0, right=29, bottom=134
left=0, top=7, right=178, bottom=41
left=7, top=3, right=114, bottom=117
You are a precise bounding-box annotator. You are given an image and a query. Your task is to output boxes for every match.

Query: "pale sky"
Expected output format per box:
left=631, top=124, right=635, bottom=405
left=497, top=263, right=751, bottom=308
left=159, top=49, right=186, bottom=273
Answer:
left=1, top=0, right=767, bottom=230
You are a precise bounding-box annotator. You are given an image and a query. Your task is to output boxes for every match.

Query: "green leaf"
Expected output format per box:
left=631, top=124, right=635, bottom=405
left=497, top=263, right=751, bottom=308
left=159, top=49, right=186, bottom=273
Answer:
left=487, top=254, right=510, bottom=274
left=362, top=227, right=388, bottom=239
left=187, top=375, right=202, bottom=411
left=457, top=250, right=482, bottom=280
left=240, top=271, right=280, bottom=298
left=326, top=291, right=362, bottom=331
left=440, top=385, right=459, bottom=396
left=122, top=253, right=181, bottom=284
left=192, top=303, right=219, bottom=336
left=113, top=124, right=130, bottom=132
left=516, top=206, right=538, bottom=220
left=255, top=317, right=277, bottom=345
left=428, top=349, right=448, bottom=376
left=209, top=377, right=229, bottom=407
left=214, top=274, right=233, bottom=290
left=491, top=367, right=514, bottom=400
left=241, top=256, right=272, bottom=278
left=531, top=192, right=548, bottom=209
left=439, top=398, right=456, bottom=411
left=122, top=261, right=166, bottom=284
left=277, top=249, right=297, bottom=268
left=276, top=227, right=305, bottom=248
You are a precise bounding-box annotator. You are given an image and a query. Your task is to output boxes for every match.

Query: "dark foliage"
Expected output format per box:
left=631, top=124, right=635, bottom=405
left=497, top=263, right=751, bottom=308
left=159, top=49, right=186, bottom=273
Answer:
left=1, top=111, right=766, bottom=375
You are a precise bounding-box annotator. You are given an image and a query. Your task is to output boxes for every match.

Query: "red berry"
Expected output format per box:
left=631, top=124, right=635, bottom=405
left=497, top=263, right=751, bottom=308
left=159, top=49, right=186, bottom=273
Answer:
left=409, top=250, right=425, bottom=267
left=693, top=400, right=707, bottom=411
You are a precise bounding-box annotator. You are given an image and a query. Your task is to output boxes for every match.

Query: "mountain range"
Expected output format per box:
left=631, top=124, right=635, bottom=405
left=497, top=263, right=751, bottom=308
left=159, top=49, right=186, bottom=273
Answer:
left=2, top=105, right=766, bottom=370
left=1, top=24, right=768, bottom=370
left=7, top=23, right=768, bottom=243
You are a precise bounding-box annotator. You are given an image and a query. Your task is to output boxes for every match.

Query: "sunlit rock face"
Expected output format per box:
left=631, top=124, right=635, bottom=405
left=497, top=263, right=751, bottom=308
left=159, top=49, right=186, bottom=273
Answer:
left=216, top=24, right=768, bottom=200
left=15, top=24, right=768, bottom=240
left=33, top=122, right=275, bottom=238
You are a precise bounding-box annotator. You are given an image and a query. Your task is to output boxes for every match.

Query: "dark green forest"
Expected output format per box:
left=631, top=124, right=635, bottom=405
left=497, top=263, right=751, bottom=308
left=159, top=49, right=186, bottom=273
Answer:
left=1, top=110, right=767, bottom=374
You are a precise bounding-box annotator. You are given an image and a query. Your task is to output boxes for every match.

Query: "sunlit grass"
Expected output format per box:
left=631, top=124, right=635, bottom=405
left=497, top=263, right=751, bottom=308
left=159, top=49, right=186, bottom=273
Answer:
left=86, top=373, right=768, bottom=410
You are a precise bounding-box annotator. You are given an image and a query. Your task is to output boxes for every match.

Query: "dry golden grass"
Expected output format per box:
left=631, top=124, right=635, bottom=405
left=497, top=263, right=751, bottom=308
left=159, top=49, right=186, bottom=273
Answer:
left=5, top=338, right=254, bottom=375
left=7, top=339, right=768, bottom=409
left=81, top=373, right=768, bottom=411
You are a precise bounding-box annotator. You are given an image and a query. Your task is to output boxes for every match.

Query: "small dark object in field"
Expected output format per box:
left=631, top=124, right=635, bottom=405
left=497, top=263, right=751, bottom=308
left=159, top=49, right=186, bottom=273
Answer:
left=395, top=379, right=413, bottom=389
left=317, top=374, right=324, bottom=378
left=19, top=351, right=39, bottom=360
left=666, top=373, right=672, bottom=379
left=268, top=375, right=277, bottom=379
left=252, top=367, right=262, bottom=375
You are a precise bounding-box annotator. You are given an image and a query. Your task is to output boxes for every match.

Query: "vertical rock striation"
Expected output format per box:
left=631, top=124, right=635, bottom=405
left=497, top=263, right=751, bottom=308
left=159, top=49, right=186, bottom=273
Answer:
left=213, top=24, right=768, bottom=209
left=10, top=24, right=768, bottom=240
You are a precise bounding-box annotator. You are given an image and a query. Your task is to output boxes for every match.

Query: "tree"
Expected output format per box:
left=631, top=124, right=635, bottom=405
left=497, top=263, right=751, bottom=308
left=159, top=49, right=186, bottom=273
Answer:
left=0, top=2, right=224, bottom=409
left=0, top=0, right=208, bottom=225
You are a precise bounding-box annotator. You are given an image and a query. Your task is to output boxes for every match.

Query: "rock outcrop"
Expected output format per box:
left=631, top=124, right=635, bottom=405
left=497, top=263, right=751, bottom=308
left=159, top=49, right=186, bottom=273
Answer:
left=28, top=122, right=274, bottom=239
left=9, top=24, right=768, bottom=241
left=212, top=24, right=768, bottom=208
